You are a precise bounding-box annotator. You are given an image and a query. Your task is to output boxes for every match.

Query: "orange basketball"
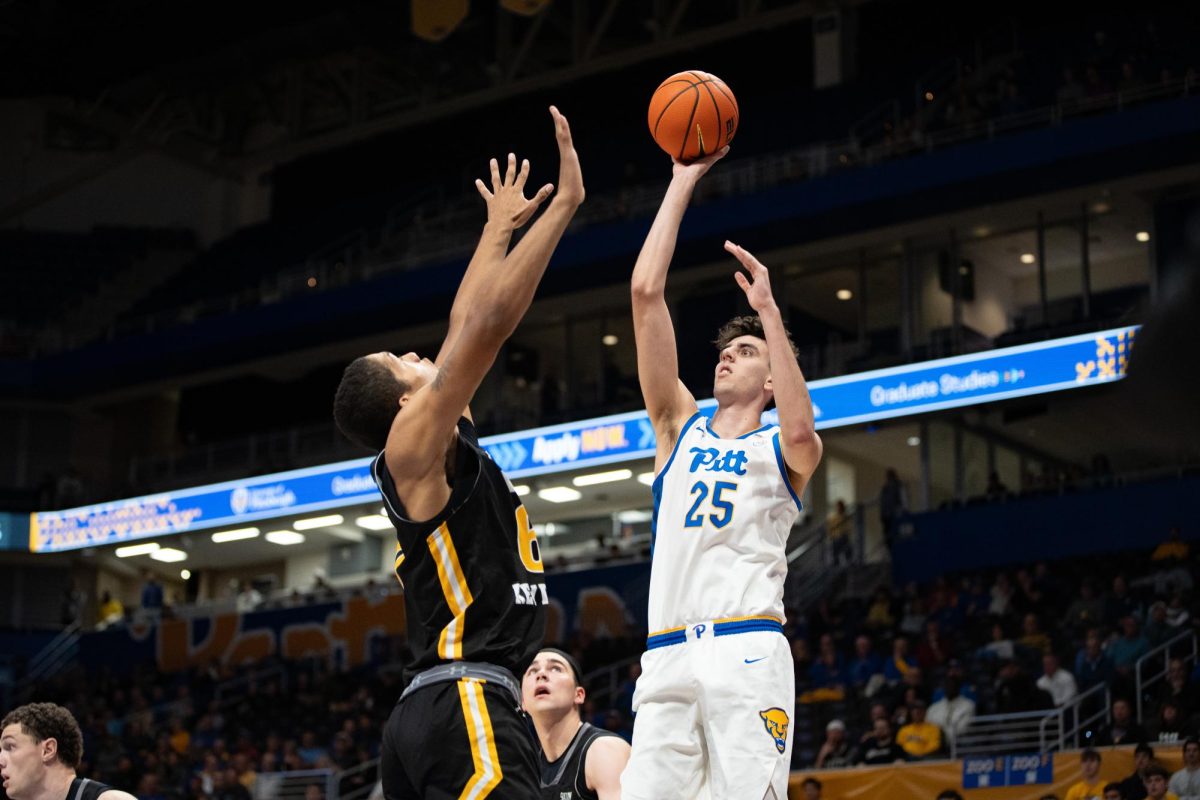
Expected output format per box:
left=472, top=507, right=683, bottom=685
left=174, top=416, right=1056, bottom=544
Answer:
left=647, top=70, right=739, bottom=162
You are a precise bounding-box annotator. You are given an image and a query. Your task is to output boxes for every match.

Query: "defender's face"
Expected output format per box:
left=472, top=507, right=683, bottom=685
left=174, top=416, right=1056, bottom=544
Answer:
left=0, top=724, right=46, bottom=800
left=713, top=335, right=770, bottom=400
left=522, top=653, right=583, bottom=717
left=372, top=352, right=437, bottom=399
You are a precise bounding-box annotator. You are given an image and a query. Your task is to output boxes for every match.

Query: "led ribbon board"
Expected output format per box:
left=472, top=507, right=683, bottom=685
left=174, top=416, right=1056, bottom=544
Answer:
left=29, top=326, right=1136, bottom=552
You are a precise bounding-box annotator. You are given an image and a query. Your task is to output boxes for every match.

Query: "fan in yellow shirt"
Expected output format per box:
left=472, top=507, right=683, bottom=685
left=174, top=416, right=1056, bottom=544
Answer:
left=895, top=700, right=943, bottom=760
left=1065, top=749, right=1105, bottom=800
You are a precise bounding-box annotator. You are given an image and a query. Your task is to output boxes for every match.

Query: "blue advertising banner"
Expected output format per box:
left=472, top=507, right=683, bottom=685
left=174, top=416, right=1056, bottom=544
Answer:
left=962, top=754, right=1054, bottom=789
left=28, top=326, right=1137, bottom=552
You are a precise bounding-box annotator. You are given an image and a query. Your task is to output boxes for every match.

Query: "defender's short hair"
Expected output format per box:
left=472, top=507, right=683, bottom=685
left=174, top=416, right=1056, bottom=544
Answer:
left=714, top=315, right=800, bottom=361
left=333, top=356, right=410, bottom=452
left=1, top=703, right=83, bottom=768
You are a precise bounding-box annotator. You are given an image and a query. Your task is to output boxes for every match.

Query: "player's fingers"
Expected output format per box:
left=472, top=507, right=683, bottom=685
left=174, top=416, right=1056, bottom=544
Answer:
left=475, top=178, right=492, bottom=201
left=515, top=158, right=531, bottom=191
left=504, top=152, right=517, bottom=186
left=734, top=271, right=751, bottom=292
left=551, top=105, right=573, bottom=146
left=489, top=158, right=501, bottom=191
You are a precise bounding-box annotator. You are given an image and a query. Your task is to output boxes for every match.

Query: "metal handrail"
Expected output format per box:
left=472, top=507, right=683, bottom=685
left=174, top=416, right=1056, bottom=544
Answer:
left=1135, top=630, right=1198, bottom=722
left=334, top=758, right=380, bottom=800
left=18, top=621, right=82, bottom=694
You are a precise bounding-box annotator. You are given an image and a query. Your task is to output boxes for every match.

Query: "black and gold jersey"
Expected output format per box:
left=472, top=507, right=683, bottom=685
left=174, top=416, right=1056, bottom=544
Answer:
left=537, top=723, right=623, bottom=800
left=372, top=417, right=546, bottom=680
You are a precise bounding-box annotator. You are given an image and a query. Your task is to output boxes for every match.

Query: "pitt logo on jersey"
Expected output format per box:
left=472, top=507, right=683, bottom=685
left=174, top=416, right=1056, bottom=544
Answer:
left=759, top=708, right=789, bottom=753
left=688, top=447, right=748, bottom=475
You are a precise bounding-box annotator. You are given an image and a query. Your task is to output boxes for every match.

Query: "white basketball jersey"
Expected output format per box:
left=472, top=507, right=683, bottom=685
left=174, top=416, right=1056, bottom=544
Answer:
left=646, top=411, right=802, bottom=634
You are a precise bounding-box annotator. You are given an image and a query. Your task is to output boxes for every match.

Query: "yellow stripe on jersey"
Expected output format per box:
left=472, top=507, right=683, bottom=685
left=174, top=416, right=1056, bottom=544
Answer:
left=647, top=624, right=688, bottom=638
left=394, top=540, right=405, bottom=569
left=457, top=678, right=502, bottom=799
left=427, top=523, right=475, bottom=660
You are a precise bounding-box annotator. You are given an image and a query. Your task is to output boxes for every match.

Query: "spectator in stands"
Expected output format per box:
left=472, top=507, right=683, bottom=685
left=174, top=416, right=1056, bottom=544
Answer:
left=1145, top=602, right=1175, bottom=648
left=140, top=570, right=164, bottom=614
left=828, top=499, right=853, bottom=565
left=889, top=666, right=928, bottom=712
left=848, top=634, right=884, bottom=697
left=801, top=777, right=823, bottom=800
left=928, top=675, right=975, bottom=738
left=1160, top=659, right=1199, bottom=719
left=1058, top=67, right=1087, bottom=109
left=985, top=471, right=1009, bottom=502
left=1106, top=575, right=1141, bottom=628
left=60, top=581, right=85, bottom=628
left=916, top=620, right=952, bottom=670
left=1154, top=700, right=1192, bottom=744
left=937, top=790, right=964, bottom=800
left=1144, top=762, right=1178, bottom=800
left=815, top=719, right=853, bottom=769
left=896, top=699, right=943, bottom=761
left=1110, top=616, right=1152, bottom=679
left=297, top=730, right=328, bottom=766
left=1037, top=653, right=1079, bottom=707
left=1019, top=613, right=1052, bottom=656
left=1166, top=592, right=1191, bottom=630
left=1065, top=749, right=1105, bottom=800
left=1096, top=698, right=1148, bottom=746
left=855, top=718, right=904, bottom=765
left=885, top=636, right=918, bottom=683
left=879, top=469, right=908, bottom=548
left=865, top=586, right=896, bottom=631
left=235, top=581, right=263, bottom=613
left=1102, top=783, right=1123, bottom=800
left=990, top=573, right=1015, bottom=617
left=1063, top=582, right=1105, bottom=639
left=979, top=621, right=1016, bottom=661
left=1118, top=744, right=1156, bottom=800
left=807, top=634, right=848, bottom=702
left=1076, top=629, right=1116, bottom=693
left=97, top=590, right=124, bottom=628
left=1152, top=527, right=1189, bottom=562
left=994, top=659, right=1052, bottom=714
left=215, top=767, right=252, bottom=800
left=1169, top=738, right=1200, bottom=800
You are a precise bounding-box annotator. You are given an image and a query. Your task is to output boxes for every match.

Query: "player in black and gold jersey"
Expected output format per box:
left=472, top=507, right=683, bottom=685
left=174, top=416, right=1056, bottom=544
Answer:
left=522, top=648, right=630, bottom=800
left=333, top=106, right=584, bottom=800
left=1, top=703, right=136, bottom=800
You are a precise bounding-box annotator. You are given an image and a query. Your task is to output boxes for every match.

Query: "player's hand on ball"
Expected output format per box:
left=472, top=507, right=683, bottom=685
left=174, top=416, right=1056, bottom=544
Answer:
left=672, top=145, right=730, bottom=181
left=726, top=240, right=777, bottom=313
left=550, top=105, right=585, bottom=207
left=475, top=152, right=554, bottom=229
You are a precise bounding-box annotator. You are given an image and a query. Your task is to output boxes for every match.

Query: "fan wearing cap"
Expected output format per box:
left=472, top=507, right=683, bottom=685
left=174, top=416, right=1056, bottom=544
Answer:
left=814, top=720, right=852, bottom=769
left=522, top=648, right=630, bottom=799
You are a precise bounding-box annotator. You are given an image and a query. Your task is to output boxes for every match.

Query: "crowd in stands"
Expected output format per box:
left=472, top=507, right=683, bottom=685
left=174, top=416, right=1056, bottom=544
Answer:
left=790, top=524, right=1200, bottom=782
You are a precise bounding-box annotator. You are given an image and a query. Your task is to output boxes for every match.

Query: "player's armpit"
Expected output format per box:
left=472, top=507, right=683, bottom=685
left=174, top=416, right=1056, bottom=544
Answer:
left=585, top=736, right=632, bottom=800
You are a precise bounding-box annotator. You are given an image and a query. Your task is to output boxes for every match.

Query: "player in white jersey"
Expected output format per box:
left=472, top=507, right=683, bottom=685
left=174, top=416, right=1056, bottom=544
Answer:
left=622, top=148, right=823, bottom=800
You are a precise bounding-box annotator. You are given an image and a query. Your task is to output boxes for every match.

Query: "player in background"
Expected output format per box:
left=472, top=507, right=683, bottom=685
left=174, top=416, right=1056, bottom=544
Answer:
left=333, top=106, right=584, bottom=800
left=621, top=148, right=823, bottom=800
left=1, top=703, right=137, bottom=800
left=521, top=648, right=629, bottom=800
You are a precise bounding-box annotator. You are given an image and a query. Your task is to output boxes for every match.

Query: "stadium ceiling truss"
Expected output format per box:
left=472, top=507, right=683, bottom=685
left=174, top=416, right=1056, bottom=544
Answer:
left=16, top=1, right=856, bottom=184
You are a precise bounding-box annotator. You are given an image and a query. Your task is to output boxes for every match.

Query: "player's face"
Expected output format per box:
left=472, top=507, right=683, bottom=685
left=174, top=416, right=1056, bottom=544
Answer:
left=713, top=335, right=770, bottom=400
left=522, top=653, right=583, bottom=718
left=373, top=352, right=437, bottom=397
left=0, top=725, right=47, bottom=800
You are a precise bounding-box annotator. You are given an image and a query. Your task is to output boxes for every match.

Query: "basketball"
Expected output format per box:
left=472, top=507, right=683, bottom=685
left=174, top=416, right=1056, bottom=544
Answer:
left=647, top=70, right=739, bottom=161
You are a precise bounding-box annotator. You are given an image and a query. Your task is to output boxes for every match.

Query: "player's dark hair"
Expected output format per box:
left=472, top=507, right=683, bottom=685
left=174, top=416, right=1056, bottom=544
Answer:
left=333, top=356, right=410, bottom=452
left=714, top=314, right=800, bottom=361
left=1, top=702, right=84, bottom=768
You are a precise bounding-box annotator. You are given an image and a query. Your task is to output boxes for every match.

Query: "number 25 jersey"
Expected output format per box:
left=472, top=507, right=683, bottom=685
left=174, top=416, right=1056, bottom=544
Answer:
left=647, top=411, right=802, bottom=633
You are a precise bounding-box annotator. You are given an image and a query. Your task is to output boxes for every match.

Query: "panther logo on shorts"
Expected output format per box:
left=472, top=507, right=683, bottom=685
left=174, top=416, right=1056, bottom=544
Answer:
left=759, top=707, right=789, bottom=753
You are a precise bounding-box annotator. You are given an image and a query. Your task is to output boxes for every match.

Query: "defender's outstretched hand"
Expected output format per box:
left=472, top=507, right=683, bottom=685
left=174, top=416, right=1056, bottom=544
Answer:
left=475, top=152, right=555, bottom=229
left=550, top=105, right=585, bottom=207
left=726, top=240, right=776, bottom=313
